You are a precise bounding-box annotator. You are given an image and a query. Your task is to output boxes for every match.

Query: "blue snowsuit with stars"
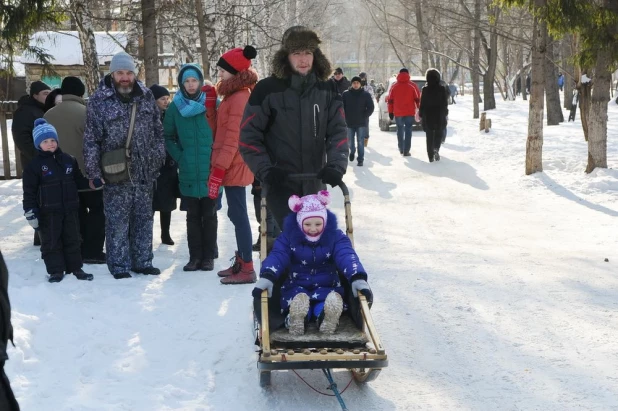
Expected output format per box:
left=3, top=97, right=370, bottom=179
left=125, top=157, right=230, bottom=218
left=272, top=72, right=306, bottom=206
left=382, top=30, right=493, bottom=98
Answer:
left=259, top=211, right=367, bottom=317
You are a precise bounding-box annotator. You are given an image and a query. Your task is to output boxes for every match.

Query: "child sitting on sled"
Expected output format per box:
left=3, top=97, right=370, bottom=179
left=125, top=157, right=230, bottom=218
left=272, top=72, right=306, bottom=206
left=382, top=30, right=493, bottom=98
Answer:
left=252, top=191, right=372, bottom=336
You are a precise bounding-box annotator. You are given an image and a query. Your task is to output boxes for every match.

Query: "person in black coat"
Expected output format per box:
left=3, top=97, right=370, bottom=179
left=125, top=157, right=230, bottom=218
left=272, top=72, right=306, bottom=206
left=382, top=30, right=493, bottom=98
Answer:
left=22, top=119, right=97, bottom=283
left=418, top=68, right=448, bottom=162
left=43, top=88, right=62, bottom=112
left=12, top=81, right=51, bottom=168
left=0, top=250, right=19, bottom=411
left=329, top=67, right=350, bottom=96
left=342, top=76, right=374, bottom=166
left=150, top=84, right=178, bottom=245
left=12, top=81, right=51, bottom=247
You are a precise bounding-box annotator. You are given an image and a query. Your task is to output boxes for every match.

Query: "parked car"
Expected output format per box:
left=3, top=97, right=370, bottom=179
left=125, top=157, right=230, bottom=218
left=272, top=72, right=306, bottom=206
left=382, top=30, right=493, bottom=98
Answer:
left=378, top=75, right=426, bottom=131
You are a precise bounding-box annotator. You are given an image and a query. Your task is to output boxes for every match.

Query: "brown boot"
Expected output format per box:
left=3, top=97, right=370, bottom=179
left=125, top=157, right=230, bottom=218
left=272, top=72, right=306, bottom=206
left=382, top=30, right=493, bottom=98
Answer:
left=220, top=258, right=257, bottom=284
left=217, top=252, right=241, bottom=277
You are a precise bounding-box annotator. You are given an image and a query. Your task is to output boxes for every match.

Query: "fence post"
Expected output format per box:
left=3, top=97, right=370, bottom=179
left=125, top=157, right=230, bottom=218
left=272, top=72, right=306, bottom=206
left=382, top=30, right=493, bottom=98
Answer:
left=0, top=112, right=10, bottom=179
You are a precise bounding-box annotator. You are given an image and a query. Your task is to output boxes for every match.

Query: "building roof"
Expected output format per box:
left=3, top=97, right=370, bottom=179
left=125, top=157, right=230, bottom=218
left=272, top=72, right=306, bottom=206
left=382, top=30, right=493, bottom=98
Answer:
left=21, top=31, right=128, bottom=66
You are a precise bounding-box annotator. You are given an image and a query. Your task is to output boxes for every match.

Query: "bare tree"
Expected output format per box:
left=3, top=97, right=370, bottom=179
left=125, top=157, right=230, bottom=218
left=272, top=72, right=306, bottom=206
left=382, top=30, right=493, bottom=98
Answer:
left=70, top=0, right=100, bottom=95
left=585, top=49, right=611, bottom=173
left=141, top=0, right=159, bottom=85
left=472, top=0, right=481, bottom=119
left=526, top=13, right=546, bottom=175
left=544, top=34, right=563, bottom=125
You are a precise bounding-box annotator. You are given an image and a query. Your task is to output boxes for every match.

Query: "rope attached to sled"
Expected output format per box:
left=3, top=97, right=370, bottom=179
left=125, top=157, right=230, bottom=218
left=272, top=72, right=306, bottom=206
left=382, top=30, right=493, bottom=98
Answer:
left=291, top=369, right=353, bottom=396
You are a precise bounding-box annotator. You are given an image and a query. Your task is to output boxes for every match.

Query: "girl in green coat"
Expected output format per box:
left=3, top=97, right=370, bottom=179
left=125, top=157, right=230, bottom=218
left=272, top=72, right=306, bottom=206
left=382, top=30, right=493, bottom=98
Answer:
left=164, top=64, right=217, bottom=272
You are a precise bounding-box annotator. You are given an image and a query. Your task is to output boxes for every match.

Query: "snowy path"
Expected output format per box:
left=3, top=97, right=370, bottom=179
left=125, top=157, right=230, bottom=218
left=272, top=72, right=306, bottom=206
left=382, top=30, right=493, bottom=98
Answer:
left=2, top=96, right=617, bottom=410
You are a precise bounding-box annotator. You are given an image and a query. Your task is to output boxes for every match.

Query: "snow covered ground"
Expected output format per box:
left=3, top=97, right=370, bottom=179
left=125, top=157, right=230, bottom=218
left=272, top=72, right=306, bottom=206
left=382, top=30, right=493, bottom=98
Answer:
left=1, top=95, right=617, bottom=410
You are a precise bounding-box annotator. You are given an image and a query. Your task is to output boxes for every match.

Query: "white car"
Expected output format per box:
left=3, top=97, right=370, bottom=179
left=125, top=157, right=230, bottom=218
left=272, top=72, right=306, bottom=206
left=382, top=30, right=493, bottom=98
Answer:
left=378, top=75, right=426, bottom=131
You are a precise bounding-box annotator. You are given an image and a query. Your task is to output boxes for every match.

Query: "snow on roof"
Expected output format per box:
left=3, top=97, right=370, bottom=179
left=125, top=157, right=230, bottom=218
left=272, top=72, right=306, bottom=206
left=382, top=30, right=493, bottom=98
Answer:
left=0, top=55, right=26, bottom=76
left=21, top=31, right=128, bottom=66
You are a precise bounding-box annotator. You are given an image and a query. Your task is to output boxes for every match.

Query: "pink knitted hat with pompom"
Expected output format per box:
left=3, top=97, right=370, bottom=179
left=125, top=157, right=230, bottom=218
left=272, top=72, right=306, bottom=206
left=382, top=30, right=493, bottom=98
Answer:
left=288, top=191, right=330, bottom=235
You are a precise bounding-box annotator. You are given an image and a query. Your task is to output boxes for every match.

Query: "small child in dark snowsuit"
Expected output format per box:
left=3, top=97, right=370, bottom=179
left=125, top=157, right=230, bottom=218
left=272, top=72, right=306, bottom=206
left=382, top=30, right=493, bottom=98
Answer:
left=252, top=191, right=372, bottom=335
left=22, top=119, right=99, bottom=283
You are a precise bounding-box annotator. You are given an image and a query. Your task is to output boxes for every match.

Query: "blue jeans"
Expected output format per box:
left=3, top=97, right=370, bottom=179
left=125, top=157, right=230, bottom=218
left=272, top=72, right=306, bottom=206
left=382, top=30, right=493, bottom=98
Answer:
left=223, top=186, right=253, bottom=263
left=395, top=116, right=413, bottom=153
left=347, top=126, right=367, bottom=161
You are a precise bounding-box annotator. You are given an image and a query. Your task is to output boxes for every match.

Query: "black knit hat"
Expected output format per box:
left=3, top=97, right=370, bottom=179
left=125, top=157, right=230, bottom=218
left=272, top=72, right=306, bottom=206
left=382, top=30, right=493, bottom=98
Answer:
left=149, top=84, right=170, bottom=100
left=399, top=68, right=409, bottom=73
left=351, top=76, right=362, bottom=84
left=60, top=76, right=86, bottom=97
left=29, top=81, right=51, bottom=97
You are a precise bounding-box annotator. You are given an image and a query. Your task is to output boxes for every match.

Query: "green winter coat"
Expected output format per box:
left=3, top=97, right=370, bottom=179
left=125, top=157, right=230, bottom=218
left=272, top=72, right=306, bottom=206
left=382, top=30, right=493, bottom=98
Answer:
left=163, top=102, right=213, bottom=198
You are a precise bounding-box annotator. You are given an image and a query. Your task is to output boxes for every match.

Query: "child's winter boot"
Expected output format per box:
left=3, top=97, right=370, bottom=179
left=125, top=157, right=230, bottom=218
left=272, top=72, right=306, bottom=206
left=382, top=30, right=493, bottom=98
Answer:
left=220, top=258, right=257, bottom=284
left=319, top=291, right=343, bottom=334
left=73, top=268, right=94, bottom=281
left=287, top=293, right=310, bottom=336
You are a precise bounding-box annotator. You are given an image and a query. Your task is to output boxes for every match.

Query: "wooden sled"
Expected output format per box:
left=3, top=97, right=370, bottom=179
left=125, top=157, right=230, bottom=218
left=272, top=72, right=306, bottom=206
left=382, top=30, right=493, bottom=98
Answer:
left=252, top=175, right=388, bottom=409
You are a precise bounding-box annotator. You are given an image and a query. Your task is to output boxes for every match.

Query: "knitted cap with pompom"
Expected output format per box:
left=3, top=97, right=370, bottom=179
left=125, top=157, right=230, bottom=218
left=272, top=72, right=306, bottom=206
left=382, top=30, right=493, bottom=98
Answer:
left=32, top=118, right=58, bottom=150
left=217, top=46, right=257, bottom=75
left=288, top=191, right=330, bottom=241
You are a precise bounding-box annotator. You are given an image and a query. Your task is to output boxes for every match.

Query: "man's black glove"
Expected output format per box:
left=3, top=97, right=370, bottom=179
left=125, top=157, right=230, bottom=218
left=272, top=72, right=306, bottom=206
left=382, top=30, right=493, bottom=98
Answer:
left=263, top=167, right=287, bottom=186
left=317, top=166, right=343, bottom=187
left=389, top=112, right=394, bottom=121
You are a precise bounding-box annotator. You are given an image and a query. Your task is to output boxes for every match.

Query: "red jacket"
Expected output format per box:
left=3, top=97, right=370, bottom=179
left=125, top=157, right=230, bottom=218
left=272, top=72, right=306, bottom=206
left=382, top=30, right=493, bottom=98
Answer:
left=211, top=69, right=258, bottom=187
left=387, top=72, right=421, bottom=117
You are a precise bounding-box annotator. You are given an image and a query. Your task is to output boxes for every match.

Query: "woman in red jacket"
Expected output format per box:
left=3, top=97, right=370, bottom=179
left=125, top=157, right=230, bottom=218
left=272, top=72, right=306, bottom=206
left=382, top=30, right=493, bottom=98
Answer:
left=207, top=46, right=259, bottom=284
left=387, top=68, right=420, bottom=156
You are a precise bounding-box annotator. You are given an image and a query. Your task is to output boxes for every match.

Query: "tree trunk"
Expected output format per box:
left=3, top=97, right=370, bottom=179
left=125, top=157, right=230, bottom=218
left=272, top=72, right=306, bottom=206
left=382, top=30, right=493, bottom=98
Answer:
left=195, top=0, right=211, bottom=80
left=520, top=44, right=527, bottom=101
left=585, top=49, right=610, bottom=173
left=71, top=0, right=100, bottom=96
left=483, top=6, right=499, bottom=110
left=545, top=35, right=563, bottom=125
left=579, top=69, right=592, bottom=141
left=526, top=15, right=546, bottom=175
left=562, top=34, right=574, bottom=110
left=141, top=0, right=158, bottom=86
left=415, top=0, right=430, bottom=72
left=472, top=0, right=481, bottom=119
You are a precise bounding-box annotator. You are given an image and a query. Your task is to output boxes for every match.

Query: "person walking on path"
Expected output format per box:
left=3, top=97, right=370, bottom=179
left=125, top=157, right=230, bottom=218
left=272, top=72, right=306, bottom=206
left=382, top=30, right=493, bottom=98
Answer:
left=342, top=76, right=374, bottom=167
left=388, top=68, right=420, bottom=156
left=83, top=52, right=166, bottom=279
left=207, top=46, right=259, bottom=284
left=150, top=84, right=178, bottom=246
left=239, top=26, right=348, bottom=230
left=329, top=67, right=350, bottom=96
left=164, top=64, right=218, bottom=272
left=45, top=77, right=107, bottom=264
left=418, top=68, right=449, bottom=163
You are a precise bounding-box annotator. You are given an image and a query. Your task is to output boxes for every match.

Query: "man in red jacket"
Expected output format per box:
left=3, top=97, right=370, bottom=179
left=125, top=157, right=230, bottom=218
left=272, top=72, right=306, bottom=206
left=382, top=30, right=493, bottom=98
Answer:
left=387, top=68, right=420, bottom=156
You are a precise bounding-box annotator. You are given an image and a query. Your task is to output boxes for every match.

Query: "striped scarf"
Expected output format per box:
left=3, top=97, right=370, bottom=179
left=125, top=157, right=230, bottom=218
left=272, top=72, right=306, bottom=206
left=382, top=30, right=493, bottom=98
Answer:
left=173, top=91, right=206, bottom=118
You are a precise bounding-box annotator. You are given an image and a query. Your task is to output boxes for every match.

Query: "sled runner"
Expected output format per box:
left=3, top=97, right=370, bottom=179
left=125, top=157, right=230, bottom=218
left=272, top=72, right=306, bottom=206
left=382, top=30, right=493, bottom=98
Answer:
left=253, top=174, right=388, bottom=410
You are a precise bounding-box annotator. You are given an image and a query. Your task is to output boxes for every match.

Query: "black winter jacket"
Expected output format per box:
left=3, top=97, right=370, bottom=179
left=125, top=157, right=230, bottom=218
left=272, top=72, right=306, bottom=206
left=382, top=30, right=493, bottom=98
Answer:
left=342, top=88, right=375, bottom=128
left=22, top=148, right=88, bottom=213
left=419, top=84, right=449, bottom=131
left=240, top=72, right=348, bottom=196
left=330, top=76, right=351, bottom=96
left=11, top=96, right=45, bottom=168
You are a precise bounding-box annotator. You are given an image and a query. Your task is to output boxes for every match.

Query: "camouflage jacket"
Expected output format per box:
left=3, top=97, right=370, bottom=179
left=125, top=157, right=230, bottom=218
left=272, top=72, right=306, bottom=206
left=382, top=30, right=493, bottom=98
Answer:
left=83, top=75, right=165, bottom=183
